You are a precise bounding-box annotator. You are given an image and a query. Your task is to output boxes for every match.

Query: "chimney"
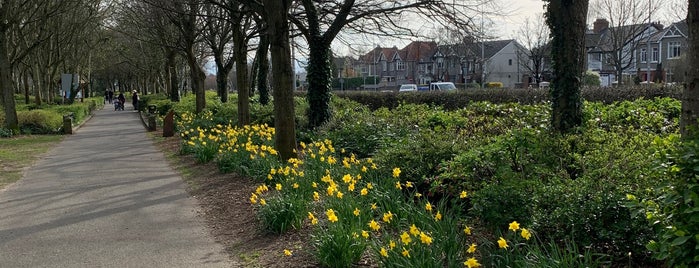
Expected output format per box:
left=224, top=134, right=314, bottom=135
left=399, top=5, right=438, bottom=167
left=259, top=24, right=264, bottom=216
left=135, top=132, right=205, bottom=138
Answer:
left=593, top=18, right=609, bottom=33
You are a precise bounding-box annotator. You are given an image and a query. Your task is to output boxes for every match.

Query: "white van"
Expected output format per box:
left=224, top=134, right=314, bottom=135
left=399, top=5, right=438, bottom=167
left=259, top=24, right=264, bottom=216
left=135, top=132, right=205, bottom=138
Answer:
left=429, top=82, right=456, bottom=91
left=399, top=84, right=418, bottom=92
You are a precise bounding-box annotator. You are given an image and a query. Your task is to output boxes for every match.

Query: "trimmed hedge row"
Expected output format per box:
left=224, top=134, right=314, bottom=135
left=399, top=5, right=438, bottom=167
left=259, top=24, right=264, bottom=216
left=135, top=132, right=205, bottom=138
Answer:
left=328, top=85, right=683, bottom=110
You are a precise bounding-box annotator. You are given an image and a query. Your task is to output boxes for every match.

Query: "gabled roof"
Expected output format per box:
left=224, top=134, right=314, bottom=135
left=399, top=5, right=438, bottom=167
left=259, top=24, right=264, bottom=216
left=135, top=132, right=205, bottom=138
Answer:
left=646, top=20, right=688, bottom=43
left=434, top=39, right=514, bottom=60
left=587, top=22, right=661, bottom=52
left=358, top=46, right=399, bottom=63
left=397, top=41, right=437, bottom=62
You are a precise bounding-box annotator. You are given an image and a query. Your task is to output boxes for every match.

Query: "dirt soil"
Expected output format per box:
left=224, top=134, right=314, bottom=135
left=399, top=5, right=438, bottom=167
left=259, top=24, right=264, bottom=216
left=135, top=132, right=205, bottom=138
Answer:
left=152, top=134, right=317, bottom=268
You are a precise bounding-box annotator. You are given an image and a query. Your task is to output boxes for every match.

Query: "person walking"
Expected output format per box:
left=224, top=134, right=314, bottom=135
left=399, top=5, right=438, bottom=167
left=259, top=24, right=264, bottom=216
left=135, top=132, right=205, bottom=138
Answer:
left=132, top=90, right=139, bottom=111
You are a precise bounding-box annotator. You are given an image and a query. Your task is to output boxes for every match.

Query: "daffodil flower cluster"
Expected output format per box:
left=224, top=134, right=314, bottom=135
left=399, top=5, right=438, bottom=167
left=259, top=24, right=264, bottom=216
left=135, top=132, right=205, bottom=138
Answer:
left=177, top=112, right=534, bottom=267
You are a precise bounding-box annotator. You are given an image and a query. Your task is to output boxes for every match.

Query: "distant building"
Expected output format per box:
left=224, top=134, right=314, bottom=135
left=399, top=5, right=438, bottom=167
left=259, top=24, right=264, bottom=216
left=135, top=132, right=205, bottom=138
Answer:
left=353, top=39, right=528, bottom=88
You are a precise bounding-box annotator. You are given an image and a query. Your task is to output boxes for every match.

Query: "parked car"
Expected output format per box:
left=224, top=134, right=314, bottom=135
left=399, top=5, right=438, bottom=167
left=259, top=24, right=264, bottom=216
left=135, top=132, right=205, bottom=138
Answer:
left=429, top=82, right=456, bottom=91
left=399, top=84, right=418, bottom=92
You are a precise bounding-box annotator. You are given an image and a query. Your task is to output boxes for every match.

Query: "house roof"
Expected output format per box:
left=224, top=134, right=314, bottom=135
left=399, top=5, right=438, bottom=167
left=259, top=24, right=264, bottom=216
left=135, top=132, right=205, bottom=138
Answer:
left=397, top=41, right=437, bottom=62
left=587, top=22, right=662, bottom=52
left=646, top=20, right=688, bottom=43
left=435, top=39, right=514, bottom=60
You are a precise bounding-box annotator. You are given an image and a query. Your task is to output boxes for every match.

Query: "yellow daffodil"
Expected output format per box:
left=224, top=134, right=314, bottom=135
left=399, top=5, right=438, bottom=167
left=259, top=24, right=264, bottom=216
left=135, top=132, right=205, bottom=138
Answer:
left=361, top=230, right=369, bottom=239
left=389, top=240, right=396, bottom=250
left=497, top=237, right=508, bottom=249
left=360, top=188, right=368, bottom=196
left=425, top=202, right=433, bottom=211
left=392, top=167, right=401, bottom=178
left=276, top=183, right=282, bottom=191
left=371, top=203, right=378, bottom=210
left=283, top=249, right=292, bottom=256
left=326, top=209, right=338, bottom=223
left=395, top=181, right=402, bottom=189
left=380, top=247, right=388, bottom=257
left=401, top=248, right=410, bottom=257
left=401, top=232, right=412, bottom=245
left=460, top=191, right=468, bottom=198
left=467, top=243, right=477, bottom=253
left=464, top=226, right=472, bottom=235
left=521, top=228, right=532, bottom=240
left=464, top=257, right=481, bottom=268
left=368, top=220, right=380, bottom=231
left=509, top=221, right=520, bottom=232
left=419, top=232, right=433, bottom=245
left=435, top=211, right=442, bottom=221
left=259, top=199, right=266, bottom=206
left=410, top=224, right=420, bottom=236
left=353, top=208, right=360, bottom=216
left=382, top=211, right=394, bottom=223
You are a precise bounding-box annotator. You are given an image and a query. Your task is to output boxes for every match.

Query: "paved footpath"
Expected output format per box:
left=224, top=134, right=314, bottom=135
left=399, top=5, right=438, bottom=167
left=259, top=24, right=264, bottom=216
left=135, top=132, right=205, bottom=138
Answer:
left=0, top=103, right=231, bottom=268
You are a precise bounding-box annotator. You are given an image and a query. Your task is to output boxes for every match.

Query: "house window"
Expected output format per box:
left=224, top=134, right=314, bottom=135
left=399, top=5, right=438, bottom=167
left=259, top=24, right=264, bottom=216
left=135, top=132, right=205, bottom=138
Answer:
left=652, top=47, right=659, bottom=62
left=436, top=58, right=444, bottom=69
left=396, top=60, right=405, bottom=70
left=668, top=42, right=681, bottom=58
left=382, top=61, right=387, bottom=71
left=640, top=48, right=647, bottom=62
left=508, top=59, right=512, bottom=66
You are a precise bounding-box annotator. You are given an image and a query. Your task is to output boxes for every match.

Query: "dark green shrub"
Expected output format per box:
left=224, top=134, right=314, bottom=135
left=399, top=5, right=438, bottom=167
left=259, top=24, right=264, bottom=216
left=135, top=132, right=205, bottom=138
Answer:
left=627, top=137, right=699, bottom=267
left=470, top=178, right=539, bottom=232
left=17, top=110, right=63, bottom=134
left=375, top=129, right=460, bottom=186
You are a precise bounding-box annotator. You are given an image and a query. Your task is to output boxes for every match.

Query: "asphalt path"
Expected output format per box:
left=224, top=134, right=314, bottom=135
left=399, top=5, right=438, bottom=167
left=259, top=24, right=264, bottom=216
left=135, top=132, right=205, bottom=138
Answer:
left=0, top=102, right=231, bottom=267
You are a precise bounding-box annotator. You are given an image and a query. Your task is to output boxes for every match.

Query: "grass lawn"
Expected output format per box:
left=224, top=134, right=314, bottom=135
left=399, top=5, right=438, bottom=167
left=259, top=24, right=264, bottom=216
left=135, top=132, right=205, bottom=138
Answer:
left=0, top=135, right=64, bottom=190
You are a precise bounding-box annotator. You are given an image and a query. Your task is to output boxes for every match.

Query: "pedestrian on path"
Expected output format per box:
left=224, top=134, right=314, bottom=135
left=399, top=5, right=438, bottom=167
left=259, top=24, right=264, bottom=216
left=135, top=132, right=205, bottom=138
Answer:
left=132, top=90, right=139, bottom=111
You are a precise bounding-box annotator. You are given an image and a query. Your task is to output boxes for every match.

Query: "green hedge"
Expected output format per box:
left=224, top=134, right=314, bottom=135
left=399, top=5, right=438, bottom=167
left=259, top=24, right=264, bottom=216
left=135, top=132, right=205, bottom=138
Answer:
left=332, top=85, right=682, bottom=110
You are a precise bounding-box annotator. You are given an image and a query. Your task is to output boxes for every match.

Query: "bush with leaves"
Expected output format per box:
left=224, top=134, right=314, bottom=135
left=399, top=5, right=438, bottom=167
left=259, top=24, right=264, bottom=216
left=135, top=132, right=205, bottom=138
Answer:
left=626, top=136, right=699, bottom=268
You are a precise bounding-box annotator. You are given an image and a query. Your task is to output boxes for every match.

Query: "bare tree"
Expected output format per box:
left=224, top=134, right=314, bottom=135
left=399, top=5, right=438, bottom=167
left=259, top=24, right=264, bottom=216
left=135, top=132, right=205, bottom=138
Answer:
left=665, top=0, right=688, bottom=23
left=516, top=15, right=551, bottom=86
left=202, top=2, right=235, bottom=103
left=590, top=0, right=661, bottom=85
left=291, top=0, right=488, bottom=128
left=0, top=0, right=95, bottom=131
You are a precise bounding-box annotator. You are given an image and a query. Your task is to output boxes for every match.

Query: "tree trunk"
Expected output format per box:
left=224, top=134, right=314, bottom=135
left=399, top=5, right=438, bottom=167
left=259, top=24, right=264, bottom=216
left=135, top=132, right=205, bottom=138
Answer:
left=186, top=51, right=206, bottom=113
left=233, top=26, right=250, bottom=126
left=166, top=49, right=180, bottom=102
left=306, top=39, right=333, bottom=128
left=545, top=0, right=588, bottom=133
left=681, top=0, right=699, bottom=138
left=254, top=34, right=270, bottom=105
left=265, top=0, right=296, bottom=161
left=23, top=70, right=30, bottom=104
left=0, top=31, right=19, bottom=132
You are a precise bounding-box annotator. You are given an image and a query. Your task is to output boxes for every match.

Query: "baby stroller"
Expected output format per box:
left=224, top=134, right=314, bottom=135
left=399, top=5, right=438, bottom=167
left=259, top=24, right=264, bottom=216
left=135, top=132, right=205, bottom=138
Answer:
left=114, top=99, right=124, bottom=111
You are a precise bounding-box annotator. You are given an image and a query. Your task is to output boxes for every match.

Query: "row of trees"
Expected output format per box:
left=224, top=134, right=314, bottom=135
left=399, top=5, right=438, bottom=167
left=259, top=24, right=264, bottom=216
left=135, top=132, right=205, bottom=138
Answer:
left=1, top=0, right=698, bottom=152
left=0, top=0, right=110, bottom=131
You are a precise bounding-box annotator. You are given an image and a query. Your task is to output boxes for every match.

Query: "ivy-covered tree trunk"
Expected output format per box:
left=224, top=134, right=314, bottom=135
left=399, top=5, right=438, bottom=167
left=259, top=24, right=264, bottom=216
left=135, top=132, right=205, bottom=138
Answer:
left=545, top=0, right=588, bottom=133
left=306, top=39, right=333, bottom=128
left=265, top=0, right=296, bottom=161
left=256, top=34, right=270, bottom=105
left=681, top=0, right=699, bottom=138
left=303, top=0, right=333, bottom=129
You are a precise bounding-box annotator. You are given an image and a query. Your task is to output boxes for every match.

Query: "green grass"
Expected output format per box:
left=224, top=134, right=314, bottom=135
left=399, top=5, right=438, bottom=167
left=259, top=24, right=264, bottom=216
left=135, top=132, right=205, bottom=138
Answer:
left=0, top=135, right=63, bottom=189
